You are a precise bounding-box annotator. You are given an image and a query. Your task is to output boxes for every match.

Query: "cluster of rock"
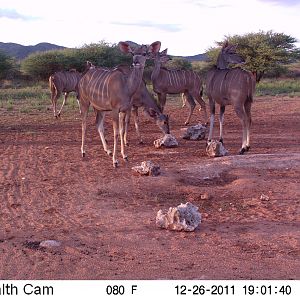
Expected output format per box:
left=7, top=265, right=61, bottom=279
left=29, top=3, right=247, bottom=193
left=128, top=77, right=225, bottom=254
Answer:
left=154, top=134, right=178, bottom=148
left=182, top=123, right=207, bottom=140
left=206, top=140, right=228, bottom=157
left=156, top=202, right=201, bottom=232
left=132, top=161, right=161, bottom=176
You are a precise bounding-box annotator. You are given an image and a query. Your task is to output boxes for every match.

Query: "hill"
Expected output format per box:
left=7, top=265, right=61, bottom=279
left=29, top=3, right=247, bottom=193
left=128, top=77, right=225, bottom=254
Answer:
left=0, top=42, right=65, bottom=60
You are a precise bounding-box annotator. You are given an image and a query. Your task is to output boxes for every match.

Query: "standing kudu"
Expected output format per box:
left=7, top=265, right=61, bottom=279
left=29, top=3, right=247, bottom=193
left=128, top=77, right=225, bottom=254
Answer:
left=77, top=41, right=161, bottom=167
left=49, top=69, right=82, bottom=117
left=116, top=65, right=169, bottom=144
left=151, top=49, right=207, bottom=125
left=206, top=42, right=256, bottom=154
left=49, top=62, right=95, bottom=118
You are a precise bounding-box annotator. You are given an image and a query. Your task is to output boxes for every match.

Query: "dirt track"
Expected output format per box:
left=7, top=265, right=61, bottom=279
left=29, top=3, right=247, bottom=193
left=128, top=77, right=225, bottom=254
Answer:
left=0, top=96, right=299, bottom=279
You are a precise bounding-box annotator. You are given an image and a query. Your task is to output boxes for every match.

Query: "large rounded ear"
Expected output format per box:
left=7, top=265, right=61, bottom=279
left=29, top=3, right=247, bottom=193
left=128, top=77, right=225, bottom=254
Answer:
left=148, top=41, right=161, bottom=54
left=118, top=42, right=133, bottom=54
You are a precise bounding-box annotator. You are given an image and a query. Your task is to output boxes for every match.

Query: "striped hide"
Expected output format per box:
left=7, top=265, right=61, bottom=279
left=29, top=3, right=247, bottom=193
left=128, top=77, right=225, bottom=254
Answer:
left=49, top=70, right=81, bottom=117
left=151, top=49, right=207, bottom=125
left=77, top=41, right=161, bottom=167
left=206, top=42, right=256, bottom=154
left=116, top=65, right=170, bottom=144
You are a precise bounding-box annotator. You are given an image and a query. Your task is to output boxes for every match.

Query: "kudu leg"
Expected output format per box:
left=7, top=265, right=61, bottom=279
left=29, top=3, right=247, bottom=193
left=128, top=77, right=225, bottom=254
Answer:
left=124, top=110, right=131, bottom=146
left=244, top=100, right=252, bottom=151
left=51, top=90, right=60, bottom=118
left=158, top=93, right=167, bottom=112
left=194, top=93, right=208, bottom=126
left=95, top=110, right=112, bottom=156
left=132, top=107, right=143, bottom=144
left=219, top=105, right=225, bottom=144
left=119, top=111, right=128, bottom=162
left=234, top=105, right=248, bottom=154
left=57, top=92, right=69, bottom=117
left=80, top=103, right=90, bottom=157
left=183, top=92, right=196, bottom=125
left=207, top=99, right=215, bottom=143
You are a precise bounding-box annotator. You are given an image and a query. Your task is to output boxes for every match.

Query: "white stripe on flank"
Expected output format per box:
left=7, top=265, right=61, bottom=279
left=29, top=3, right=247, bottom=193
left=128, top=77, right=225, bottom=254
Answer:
left=102, top=71, right=112, bottom=102
left=167, top=71, right=173, bottom=86
left=93, top=70, right=109, bottom=102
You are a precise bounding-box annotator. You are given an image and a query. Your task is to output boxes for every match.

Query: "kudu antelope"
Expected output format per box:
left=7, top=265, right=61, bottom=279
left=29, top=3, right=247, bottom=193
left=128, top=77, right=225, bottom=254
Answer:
left=49, top=69, right=81, bottom=117
left=151, top=48, right=207, bottom=125
left=116, top=65, right=169, bottom=144
left=206, top=42, right=256, bottom=154
left=77, top=41, right=161, bottom=167
left=49, top=62, right=95, bottom=117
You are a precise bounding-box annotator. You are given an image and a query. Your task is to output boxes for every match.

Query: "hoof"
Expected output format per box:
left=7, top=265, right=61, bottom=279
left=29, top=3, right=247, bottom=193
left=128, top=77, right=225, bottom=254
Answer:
left=123, top=155, right=128, bottom=161
left=113, top=160, right=119, bottom=168
left=106, top=150, right=112, bottom=156
left=219, top=138, right=224, bottom=145
left=184, top=121, right=189, bottom=126
left=246, top=145, right=250, bottom=151
left=239, top=148, right=246, bottom=155
left=138, top=140, right=144, bottom=145
left=82, top=152, right=86, bottom=158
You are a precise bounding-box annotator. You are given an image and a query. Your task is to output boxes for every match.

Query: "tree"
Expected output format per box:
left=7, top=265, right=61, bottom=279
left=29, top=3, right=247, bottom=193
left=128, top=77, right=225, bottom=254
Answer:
left=0, top=50, right=14, bottom=80
left=206, top=31, right=300, bottom=82
left=166, top=57, right=192, bottom=70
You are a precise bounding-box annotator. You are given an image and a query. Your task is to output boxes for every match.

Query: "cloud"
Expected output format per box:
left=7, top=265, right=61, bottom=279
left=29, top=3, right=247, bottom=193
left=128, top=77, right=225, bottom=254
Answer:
left=111, top=20, right=182, bottom=32
left=184, top=0, right=231, bottom=9
left=258, top=0, right=300, bottom=5
left=0, top=8, right=38, bottom=21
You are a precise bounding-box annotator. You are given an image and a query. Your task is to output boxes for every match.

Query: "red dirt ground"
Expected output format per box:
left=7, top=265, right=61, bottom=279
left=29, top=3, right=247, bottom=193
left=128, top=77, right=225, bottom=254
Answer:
left=0, top=95, right=299, bottom=280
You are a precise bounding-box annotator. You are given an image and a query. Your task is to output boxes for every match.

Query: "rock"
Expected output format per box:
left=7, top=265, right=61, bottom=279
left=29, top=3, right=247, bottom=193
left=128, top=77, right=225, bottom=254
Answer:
left=132, top=161, right=160, bottom=176
left=154, top=134, right=178, bottom=148
left=260, top=194, right=270, bottom=201
left=156, top=202, right=201, bottom=232
left=39, top=240, right=61, bottom=248
left=206, top=140, right=228, bottom=157
left=182, top=123, right=207, bottom=140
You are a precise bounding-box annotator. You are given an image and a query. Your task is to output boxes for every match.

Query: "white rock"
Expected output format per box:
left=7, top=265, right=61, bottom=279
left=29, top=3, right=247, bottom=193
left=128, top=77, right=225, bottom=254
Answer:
left=39, top=240, right=61, bottom=248
left=132, top=161, right=160, bottom=176
left=206, top=140, right=228, bottom=157
left=183, top=123, right=207, bottom=140
left=154, top=134, right=178, bottom=148
left=156, top=202, right=201, bottom=232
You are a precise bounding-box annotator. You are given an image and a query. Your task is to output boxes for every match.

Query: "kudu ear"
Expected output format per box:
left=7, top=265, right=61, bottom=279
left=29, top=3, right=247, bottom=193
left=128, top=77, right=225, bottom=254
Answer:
left=118, top=42, right=133, bottom=54
left=148, top=41, right=161, bottom=54
left=161, top=48, right=168, bottom=55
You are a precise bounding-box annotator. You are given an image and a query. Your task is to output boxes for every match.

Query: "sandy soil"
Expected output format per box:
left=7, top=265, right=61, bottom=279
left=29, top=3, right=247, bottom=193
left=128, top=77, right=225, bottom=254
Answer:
left=0, top=95, right=299, bottom=280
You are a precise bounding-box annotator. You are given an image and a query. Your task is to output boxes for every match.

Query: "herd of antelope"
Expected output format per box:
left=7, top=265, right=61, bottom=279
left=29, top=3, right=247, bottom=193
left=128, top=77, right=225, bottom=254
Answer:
left=49, top=41, right=256, bottom=167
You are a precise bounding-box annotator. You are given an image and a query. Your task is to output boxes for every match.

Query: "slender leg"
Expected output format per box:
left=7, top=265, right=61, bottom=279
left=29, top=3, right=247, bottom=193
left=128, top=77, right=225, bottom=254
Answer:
left=234, top=105, right=248, bottom=154
left=207, top=98, right=215, bottom=144
left=158, top=93, right=167, bottom=112
left=132, top=107, right=143, bottom=144
left=184, top=92, right=196, bottom=125
left=181, top=93, right=186, bottom=108
left=52, top=90, right=60, bottom=118
left=80, top=102, right=90, bottom=157
left=244, top=100, right=252, bottom=151
left=95, top=110, right=112, bottom=156
left=119, top=111, right=128, bottom=161
left=57, top=92, right=69, bottom=117
left=219, top=105, right=225, bottom=144
left=112, top=111, right=119, bottom=167
left=193, top=91, right=208, bottom=126
left=124, top=109, right=131, bottom=146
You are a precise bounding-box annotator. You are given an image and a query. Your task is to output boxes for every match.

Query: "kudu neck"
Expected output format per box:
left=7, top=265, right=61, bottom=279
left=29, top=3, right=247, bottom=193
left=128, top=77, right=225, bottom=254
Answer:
left=216, top=54, right=229, bottom=70
left=127, top=66, right=144, bottom=96
left=151, top=59, right=161, bottom=82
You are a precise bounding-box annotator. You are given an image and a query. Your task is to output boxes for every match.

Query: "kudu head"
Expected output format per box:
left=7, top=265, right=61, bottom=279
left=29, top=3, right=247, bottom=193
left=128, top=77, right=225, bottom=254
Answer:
left=119, top=41, right=161, bottom=69
left=216, top=41, right=245, bottom=70
left=150, top=48, right=171, bottom=66
left=149, top=108, right=170, bottom=135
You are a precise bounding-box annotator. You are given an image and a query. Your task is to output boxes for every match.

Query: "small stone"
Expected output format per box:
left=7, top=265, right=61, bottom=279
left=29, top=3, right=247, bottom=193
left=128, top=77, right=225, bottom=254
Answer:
left=156, top=202, right=201, bottom=232
left=206, top=140, right=228, bottom=157
left=200, top=192, right=209, bottom=200
left=260, top=194, right=270, bottom=201
left=182, top=123, right=207, bottom=140
left=39, top=240, right=61, bottom=248
left=132, top=161, right=160, bottom=176
left=154, top=134, right=178, bottom=148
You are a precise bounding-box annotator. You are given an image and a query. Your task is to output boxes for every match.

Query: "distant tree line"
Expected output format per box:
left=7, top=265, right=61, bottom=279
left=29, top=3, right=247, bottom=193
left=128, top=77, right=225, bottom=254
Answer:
left=0, top=31, right=299, bottom=82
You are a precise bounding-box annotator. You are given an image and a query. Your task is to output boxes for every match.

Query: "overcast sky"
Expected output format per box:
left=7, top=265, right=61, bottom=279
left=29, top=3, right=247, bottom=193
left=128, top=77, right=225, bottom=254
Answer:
left=0, top=0, right=299, bottom=56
